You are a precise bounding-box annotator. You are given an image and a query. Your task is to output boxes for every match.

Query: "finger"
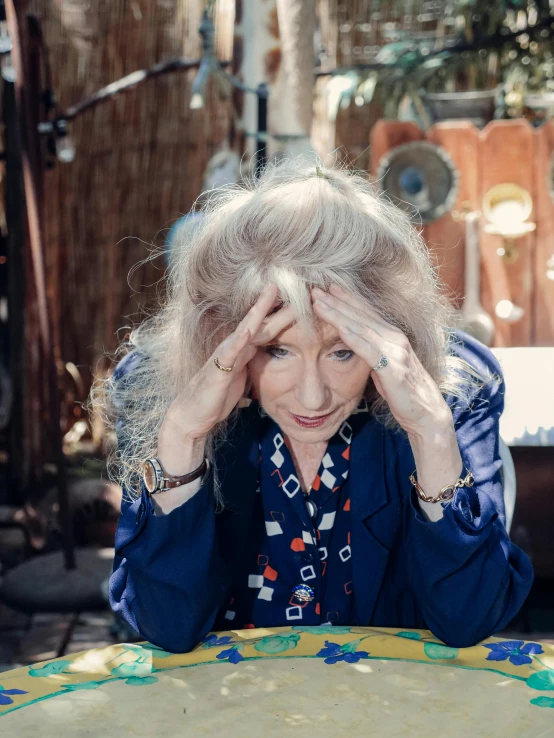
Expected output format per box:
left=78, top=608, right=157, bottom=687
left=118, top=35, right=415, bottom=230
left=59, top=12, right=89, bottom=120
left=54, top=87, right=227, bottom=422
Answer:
left=211, top=326, right=252, bottom=376
left=232, top=342, right=258, bottom=372
left=326, top=284, right=402, bottom=336
left=326, top=284, right=379, bottom=316
left=312, top=294, right=370, bottom=336
left=239, top=283, right=279, bottom=336
left=312, top=288, right=369, bottom=326
left=337, top=323, right=388, bottom=371
left=253, top=304, right=296, bottom=345
left=313, top=288, right=400, bottom=342
left=209, top=285, right=279, bottom=377
left=312, top=297, right=402, bottom=362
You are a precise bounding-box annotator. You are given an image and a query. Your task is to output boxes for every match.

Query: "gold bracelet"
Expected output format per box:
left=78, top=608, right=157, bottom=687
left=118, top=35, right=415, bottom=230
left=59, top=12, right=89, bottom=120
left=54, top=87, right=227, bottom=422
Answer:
left=410, top=468, right=475, bottom=503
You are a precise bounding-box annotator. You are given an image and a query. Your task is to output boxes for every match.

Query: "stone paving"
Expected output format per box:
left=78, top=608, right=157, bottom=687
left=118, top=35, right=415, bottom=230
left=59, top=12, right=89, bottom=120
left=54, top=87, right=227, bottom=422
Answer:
left=0, top=603, right=127, bottom=673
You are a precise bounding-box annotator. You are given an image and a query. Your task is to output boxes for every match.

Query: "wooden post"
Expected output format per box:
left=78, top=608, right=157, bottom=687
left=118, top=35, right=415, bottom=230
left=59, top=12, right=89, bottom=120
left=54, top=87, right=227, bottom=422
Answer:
left=3, top=78, right=26, bottom=505
left=232, top=0, right=315, bottom=168
left=5, top=0, right=75, bottom=568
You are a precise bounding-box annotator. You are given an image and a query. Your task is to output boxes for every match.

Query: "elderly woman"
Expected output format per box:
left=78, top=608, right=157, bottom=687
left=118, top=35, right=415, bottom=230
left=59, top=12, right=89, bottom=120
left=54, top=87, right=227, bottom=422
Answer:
left=106, top=159, right=532, bottom=654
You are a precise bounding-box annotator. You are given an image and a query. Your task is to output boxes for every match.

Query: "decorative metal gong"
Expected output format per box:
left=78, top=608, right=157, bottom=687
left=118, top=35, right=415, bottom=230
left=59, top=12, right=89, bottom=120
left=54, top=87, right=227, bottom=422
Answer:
left=376, top=141, right=459, bottom=223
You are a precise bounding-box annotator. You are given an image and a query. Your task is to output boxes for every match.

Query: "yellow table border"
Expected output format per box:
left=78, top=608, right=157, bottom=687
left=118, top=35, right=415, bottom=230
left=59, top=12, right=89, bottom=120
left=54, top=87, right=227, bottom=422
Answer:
left=1, top=626, right=553, bottom=716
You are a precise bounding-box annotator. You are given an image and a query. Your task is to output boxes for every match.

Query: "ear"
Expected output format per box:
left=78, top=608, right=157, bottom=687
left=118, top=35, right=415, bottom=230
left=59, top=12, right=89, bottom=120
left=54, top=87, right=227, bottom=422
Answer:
left=237, top=377, right=256, bottom=408
left=246, top=378, right=257, bottom=400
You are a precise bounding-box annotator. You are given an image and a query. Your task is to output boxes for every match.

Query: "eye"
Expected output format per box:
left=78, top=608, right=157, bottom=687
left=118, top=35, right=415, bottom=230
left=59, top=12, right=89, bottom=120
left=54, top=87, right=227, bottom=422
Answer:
left=332, top=349, right=354, bottom=362
left=265, top=346, right=290, bottom=359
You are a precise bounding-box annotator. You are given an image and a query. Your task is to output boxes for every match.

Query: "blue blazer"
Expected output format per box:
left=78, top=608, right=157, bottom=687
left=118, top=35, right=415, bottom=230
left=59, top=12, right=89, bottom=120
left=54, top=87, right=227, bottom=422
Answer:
left=109, top=331, right=533, bottom=653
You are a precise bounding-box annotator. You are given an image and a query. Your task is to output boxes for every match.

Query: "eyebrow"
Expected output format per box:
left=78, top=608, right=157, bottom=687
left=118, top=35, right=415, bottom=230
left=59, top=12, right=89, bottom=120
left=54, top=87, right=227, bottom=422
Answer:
left=269, top=336, right=343, bottom=349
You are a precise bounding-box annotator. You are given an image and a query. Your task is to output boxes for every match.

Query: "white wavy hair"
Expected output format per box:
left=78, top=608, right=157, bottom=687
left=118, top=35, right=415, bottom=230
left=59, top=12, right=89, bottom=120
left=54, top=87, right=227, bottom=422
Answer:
left=92, top=155, right=493, bottom=507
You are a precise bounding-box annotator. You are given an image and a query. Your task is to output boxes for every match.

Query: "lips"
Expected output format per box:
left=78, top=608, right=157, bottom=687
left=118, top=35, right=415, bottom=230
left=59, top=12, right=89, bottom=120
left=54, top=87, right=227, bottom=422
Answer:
left=290, top=410, right=335, bottom=428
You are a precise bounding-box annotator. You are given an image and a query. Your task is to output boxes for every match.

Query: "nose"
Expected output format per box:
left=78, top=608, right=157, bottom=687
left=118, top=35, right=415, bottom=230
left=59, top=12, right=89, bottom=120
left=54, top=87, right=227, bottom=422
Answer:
left=294, top=361, right=331, bottom=412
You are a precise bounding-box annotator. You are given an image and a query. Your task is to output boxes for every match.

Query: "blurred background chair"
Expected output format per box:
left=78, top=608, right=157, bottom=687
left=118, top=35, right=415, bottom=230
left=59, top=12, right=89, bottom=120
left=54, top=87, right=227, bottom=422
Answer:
left=499, top=435, right=516, bottom=534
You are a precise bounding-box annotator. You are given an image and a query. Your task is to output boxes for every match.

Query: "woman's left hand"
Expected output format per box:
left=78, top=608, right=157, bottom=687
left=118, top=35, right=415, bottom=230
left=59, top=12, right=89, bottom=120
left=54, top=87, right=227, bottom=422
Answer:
left=312, top=284, right=452, bottom=438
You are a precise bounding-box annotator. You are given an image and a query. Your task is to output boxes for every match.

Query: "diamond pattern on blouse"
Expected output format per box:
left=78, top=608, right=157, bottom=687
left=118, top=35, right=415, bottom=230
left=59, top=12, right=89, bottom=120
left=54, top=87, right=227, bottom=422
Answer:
left=270, top=433, right=286, bottom=468
left=282, top=474, right=301, bottom=498
left=319, top=511, right=336, bottom=530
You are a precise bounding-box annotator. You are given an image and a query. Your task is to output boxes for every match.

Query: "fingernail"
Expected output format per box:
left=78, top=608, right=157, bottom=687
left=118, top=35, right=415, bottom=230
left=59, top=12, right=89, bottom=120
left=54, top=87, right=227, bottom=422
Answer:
left=315, top=300, right=329, bottom=309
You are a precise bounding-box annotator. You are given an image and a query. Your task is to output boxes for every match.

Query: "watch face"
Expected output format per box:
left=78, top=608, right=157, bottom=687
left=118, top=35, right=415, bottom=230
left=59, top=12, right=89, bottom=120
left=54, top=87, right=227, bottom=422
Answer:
left=143, top=460, right=158, bottom=494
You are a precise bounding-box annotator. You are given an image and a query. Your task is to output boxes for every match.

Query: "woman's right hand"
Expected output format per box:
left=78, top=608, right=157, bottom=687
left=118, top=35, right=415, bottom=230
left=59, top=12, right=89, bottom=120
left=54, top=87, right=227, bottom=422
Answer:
left=161, top=283, right=295, bottom=443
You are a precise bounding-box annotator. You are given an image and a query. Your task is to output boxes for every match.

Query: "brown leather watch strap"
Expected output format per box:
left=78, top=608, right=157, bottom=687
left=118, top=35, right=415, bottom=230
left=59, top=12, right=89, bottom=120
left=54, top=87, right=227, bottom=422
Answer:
left=162, top=458, right=208, bottom=488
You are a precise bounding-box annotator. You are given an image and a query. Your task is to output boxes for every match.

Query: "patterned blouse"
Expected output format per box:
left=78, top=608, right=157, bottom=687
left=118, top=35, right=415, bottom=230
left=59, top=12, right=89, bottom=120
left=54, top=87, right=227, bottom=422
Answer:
left=220, top=401, right=370, bottom=629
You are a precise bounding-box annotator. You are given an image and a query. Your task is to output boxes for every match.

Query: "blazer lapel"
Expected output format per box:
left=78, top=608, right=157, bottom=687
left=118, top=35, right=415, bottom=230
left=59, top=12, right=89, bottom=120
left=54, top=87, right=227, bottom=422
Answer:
left=350, top=416, right=395, bottom=625
left=215, top=407, right=261, bottom=580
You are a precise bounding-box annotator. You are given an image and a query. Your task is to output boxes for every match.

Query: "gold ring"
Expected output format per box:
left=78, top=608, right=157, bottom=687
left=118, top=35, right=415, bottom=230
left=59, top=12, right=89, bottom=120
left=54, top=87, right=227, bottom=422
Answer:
left=214, top=357, right=234, bottom=372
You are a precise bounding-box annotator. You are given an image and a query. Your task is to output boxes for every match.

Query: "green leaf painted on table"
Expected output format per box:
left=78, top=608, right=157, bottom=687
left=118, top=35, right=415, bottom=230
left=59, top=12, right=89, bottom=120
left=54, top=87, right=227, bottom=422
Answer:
left=28, top=660, right=72, bottom=677
left=125, top=676, right=158, bottom=686
left=526, top=671, right=554, bottom=691
left=254, top=634, right=300, bottom=654
left=423, top=643, right=459, bottom=660
left=291, top=626, right=352, bottom=635
left=396, top=631, right=422, bottom=640
left=341, top=640, right=362, bottom=654
left=530, top=696, right=554, bottom=708
left=62, top=680, right=103, bottom=691
left=111, top=662, right=153, bottom=678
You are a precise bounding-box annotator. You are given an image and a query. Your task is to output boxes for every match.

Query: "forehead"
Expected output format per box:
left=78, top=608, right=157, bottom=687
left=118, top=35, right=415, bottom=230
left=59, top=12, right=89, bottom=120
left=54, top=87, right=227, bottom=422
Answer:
left=273, top=317, right=341, bottom=347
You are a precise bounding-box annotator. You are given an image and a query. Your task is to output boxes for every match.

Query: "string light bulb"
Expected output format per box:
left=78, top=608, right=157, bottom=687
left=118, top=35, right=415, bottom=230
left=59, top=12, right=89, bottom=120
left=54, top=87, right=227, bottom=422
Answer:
left=189, top=4, right=225, bottom=111
left=0, top=15, right=15, bottom=82
left=54, top=119, right=76, bottom=163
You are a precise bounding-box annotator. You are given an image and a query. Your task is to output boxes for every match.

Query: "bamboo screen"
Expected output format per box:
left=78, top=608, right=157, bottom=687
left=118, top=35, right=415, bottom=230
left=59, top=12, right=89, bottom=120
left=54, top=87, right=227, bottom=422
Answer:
left=27, top=0, right=235, bottom=388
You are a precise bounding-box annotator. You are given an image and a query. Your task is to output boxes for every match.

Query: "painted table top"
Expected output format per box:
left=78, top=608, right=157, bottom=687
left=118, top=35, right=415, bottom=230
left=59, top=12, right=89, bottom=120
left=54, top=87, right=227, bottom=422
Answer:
left=1, top=626, right=554, bottom=736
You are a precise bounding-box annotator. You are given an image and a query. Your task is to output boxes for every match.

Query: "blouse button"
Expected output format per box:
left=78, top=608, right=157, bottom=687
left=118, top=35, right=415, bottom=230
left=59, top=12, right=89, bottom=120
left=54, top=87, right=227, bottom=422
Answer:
left=301, top=553, right=314, bottom=563
left=292, top=584, right=315, bottom=603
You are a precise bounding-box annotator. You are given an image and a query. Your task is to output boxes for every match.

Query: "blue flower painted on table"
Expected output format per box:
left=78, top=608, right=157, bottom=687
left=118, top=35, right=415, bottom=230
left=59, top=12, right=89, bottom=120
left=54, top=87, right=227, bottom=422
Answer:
left=216, top=646, right=244, bottom=664
left=0, top=685, right=27, bottom=706
left=484, top=640, right=544, bottom=666
left=201, top=634, right=235, bottom=649
left=317, top=640, right=370, bottom=665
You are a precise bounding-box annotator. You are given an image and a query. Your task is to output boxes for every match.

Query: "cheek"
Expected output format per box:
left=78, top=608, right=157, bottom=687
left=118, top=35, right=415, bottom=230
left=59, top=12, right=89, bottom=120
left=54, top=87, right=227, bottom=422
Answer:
left=332, top=361, right=372, bottom=397
left=248, top=351, right=292, bottom=401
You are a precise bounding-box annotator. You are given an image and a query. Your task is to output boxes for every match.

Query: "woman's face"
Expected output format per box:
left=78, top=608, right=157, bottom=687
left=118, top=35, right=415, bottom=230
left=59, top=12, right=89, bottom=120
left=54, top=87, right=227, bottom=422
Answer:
left=248, top=317, right=372, bottom=444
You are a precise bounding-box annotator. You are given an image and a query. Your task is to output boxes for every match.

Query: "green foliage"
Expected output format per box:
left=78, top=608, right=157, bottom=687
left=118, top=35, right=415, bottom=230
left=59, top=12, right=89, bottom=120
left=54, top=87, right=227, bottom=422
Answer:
left=323, top=0, right=554, bottom=123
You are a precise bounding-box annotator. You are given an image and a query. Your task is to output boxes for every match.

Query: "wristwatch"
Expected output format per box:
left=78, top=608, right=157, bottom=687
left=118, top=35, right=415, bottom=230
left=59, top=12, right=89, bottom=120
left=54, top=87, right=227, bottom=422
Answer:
left=142, top=456, right=210, bottom=495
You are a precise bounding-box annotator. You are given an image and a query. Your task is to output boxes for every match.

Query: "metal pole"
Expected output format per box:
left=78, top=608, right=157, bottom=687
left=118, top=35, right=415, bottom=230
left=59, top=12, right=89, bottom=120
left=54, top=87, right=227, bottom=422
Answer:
left=255, top=83, right=268, bottom=175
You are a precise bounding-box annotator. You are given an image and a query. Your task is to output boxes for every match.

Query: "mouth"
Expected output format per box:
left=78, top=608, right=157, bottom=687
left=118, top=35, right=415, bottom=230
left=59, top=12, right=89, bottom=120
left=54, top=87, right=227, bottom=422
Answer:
left=289, top=409, right=336, bottom=428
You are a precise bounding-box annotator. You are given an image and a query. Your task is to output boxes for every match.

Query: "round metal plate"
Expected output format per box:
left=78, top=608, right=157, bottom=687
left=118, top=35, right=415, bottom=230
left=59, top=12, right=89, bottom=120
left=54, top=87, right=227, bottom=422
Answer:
left=376, top=141, right=459, bottom=224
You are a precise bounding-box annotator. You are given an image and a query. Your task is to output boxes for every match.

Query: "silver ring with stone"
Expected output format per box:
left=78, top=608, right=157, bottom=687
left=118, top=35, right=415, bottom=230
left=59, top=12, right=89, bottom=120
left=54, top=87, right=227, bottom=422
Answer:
left=372, top=355, right=388, bottom=371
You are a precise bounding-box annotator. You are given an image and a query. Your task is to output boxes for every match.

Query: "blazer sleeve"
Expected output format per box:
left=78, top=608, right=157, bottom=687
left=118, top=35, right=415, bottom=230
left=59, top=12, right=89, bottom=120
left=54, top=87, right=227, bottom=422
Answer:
left=108, top=353, right=229, bottom=653
left=403, top=332, right=534, bottom=648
